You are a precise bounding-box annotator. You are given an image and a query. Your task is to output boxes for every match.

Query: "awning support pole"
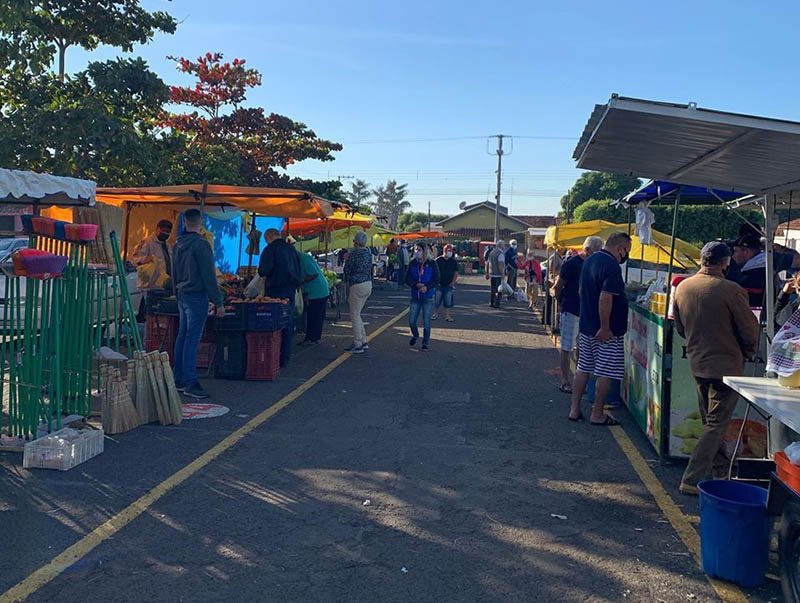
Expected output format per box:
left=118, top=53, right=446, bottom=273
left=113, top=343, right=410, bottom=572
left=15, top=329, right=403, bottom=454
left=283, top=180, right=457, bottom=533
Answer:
left=664, top=188, right=682, bottom=320
left=248, top=213, right=256, bottom=271
left=765, top=194, right=776, bottom=341
left=626, top=205, right=632, bottom=282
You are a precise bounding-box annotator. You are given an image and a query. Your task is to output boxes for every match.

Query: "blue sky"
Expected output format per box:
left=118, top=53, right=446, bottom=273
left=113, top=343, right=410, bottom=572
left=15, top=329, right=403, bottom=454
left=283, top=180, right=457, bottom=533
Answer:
left=69, top=0, right=800, bottom=216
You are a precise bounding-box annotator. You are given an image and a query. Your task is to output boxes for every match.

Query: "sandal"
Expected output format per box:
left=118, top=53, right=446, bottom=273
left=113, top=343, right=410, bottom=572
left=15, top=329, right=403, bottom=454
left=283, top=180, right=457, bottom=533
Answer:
left=568, top=413, right=584, bottom=422
left=590, top=415, right=620, bottom=426
left=558, top=384, right=573, bottom=394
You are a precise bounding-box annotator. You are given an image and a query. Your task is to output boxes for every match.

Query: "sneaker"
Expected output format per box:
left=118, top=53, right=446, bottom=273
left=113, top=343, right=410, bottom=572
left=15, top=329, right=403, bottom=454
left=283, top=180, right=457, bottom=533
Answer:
left=184, top=383, right=209, bottom=400
left=174, top=381, right=188, bottom=393
left=421, top=344, right=429, bottom=352
left=350, top=346, right=365, bottom=354
left=409, top=338, right=417, bottom=347
left=431, top=314, right=438, bottom=320
left=679, top=482, right=699, bottom=496
left=361, top=343, right=369, bottom=351
left=344, top=343, right=361, bottom=352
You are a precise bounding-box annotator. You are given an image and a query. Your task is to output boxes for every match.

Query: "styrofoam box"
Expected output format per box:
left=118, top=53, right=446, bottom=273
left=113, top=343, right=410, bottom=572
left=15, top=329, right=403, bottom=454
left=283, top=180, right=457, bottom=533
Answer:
left=23, top=427, right=104, bottom=471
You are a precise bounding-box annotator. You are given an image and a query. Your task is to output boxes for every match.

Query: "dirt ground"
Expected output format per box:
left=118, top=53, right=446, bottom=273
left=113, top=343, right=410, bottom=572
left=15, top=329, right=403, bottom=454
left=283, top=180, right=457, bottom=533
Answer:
left=0, top=276, right=784, bottom=602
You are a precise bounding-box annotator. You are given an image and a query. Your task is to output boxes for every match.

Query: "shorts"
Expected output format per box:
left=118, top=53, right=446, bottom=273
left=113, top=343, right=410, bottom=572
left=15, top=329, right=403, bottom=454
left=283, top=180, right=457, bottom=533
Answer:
left=559, top=312, right=579, bottom=353
left=576, top=333, right=625, bottom=380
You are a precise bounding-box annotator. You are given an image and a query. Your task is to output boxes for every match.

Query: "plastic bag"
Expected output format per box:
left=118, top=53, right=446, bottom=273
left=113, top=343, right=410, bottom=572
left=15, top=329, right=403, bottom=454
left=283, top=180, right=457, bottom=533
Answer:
left=498, top=281, right=513, bottom=296
left=294, top=290, right=304, bottom=317
left=244, top=275, right=264, bottom=299
left=136, top=258, right=168, bottom=290
left=514, top=288, right=527, bottom=302
left=786, top=442, right=800, bottom=466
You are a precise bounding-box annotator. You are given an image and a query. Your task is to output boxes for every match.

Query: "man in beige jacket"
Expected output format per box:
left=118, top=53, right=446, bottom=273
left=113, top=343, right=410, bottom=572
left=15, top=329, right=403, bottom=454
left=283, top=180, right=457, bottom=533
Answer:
left=673, top=241, right=760, bottom=495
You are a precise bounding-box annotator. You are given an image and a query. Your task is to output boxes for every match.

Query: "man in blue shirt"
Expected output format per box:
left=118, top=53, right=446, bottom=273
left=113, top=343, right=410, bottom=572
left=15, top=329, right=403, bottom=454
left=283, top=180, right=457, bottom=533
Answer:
left=568, top=232, right=632, bottom=425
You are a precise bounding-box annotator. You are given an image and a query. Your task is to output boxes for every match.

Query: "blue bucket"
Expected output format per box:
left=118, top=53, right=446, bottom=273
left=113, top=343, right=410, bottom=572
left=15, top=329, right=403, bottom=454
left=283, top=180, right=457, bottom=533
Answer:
left=698, top=480, right=770, bottom=587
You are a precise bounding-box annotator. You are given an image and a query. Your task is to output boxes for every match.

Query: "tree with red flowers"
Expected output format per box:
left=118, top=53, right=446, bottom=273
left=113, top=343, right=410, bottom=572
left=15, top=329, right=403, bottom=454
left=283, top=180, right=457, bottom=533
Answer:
left=161, top=52, right=343, bottom=195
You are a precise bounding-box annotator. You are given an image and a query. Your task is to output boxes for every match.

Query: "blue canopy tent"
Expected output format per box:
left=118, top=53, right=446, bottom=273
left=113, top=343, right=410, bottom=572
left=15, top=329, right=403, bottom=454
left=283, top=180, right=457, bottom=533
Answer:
left=620, top=180, right=747, bottom=206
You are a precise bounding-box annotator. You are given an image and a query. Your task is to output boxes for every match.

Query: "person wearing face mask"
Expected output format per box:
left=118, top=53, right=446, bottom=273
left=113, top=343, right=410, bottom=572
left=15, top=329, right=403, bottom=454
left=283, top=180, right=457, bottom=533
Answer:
left=131, top=219, right=174, bottom=320
left=405, top=243, right=440, bottom=351
left=520, top=249, right=543, bottom=310
left=504, top=239, right=520, bottom=299
left=568, top=231, right=632, bottom=426
left=433, top=244, right=458, bottom=322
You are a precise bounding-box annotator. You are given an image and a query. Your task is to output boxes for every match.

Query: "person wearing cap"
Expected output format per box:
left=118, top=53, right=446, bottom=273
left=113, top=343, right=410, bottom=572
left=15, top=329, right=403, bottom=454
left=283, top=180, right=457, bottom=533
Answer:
left=433, top=244, right=458, bottom=322
left=343, top=230, right=373, bottom=353
left=672, top=241, right=759, bottom=496
left=505, top=239, right=520, bottom=299
left=258, top=228, right=302, bottom=366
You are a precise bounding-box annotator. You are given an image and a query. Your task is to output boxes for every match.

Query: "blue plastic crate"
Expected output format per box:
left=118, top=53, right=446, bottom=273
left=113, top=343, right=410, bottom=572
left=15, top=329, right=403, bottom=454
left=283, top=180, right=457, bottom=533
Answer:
left=215, top=302, right=247, bottom=331
left=246, top=302, right=291, bottom=332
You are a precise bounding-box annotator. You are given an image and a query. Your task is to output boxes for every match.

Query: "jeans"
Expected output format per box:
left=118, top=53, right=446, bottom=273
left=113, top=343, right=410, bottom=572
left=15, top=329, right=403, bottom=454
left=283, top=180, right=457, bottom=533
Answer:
left=305, top=296, right=327, bottom=342
left=409, top=297, right=434, bottom=344
left=174, top=293, right=209, bottom=386
left=490, top=277, right=502, bottom=307
left=349, top=281, right=372, bottom=346
left=506, top=267, right=517, bottom=295
left=436, top=286, right=454, bottom=309
left=681, top=377, right=740, bottom=486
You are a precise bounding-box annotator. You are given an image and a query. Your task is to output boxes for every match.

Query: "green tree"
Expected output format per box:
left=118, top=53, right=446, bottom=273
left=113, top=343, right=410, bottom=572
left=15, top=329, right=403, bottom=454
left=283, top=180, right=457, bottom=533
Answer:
left=371, top=180, right=410, bottom=230
left=0, top=0, right=176, bottom=79
left=347, top=179, right=372, bottom=212
left=561, top=172, right=641, bottom=217
left=397, top=211, right=449, bottom=233
left=0, top=58, right=174, bottom=185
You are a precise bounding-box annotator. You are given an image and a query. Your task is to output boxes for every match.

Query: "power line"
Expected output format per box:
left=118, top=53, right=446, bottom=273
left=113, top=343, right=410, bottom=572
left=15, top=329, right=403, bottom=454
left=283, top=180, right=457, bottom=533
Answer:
left=338, top=134, right=576, bottom=145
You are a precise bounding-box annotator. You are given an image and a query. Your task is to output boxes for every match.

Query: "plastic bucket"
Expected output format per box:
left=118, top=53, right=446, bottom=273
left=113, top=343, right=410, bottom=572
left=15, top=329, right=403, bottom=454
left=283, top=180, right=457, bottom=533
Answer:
left=698, top=480, right=770, bottom=587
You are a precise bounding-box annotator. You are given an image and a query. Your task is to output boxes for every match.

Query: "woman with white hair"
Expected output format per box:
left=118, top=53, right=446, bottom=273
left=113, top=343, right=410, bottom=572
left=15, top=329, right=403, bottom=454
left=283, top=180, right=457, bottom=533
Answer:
left=343, top=230, right=373, bottom=353
left=405, top=242, right=440, bottom=351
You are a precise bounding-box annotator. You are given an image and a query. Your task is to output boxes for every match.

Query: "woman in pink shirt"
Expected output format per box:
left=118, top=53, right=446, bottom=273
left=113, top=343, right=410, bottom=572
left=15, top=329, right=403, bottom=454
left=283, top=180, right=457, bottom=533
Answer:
left=520, top=250, right=542, bottom=310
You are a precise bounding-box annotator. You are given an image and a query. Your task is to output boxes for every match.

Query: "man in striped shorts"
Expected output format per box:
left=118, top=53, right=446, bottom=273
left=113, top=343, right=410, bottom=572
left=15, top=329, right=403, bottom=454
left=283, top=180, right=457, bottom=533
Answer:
left=568, top=232, right=632, bottom=425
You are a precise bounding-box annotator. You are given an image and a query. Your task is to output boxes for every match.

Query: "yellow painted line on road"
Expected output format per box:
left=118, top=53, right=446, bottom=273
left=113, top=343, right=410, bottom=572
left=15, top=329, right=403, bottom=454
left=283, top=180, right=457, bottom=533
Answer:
left=0, top=308, right=410, bottom=603
left=610, top=426, right=748, bottom=603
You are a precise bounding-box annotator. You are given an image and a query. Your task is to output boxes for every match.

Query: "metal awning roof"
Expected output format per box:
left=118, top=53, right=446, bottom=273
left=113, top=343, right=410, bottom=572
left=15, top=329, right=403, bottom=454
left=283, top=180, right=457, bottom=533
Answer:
left=618, top=179, right=747, bottom=206
left=574, top=95, right=800, bottom=196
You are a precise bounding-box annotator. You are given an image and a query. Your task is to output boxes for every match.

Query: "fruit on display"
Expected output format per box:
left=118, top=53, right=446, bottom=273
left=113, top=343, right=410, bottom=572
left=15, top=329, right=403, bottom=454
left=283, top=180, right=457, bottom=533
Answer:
left=672, top=410, right=702, bottom=455
left=226, top=297, right=289, bottom=304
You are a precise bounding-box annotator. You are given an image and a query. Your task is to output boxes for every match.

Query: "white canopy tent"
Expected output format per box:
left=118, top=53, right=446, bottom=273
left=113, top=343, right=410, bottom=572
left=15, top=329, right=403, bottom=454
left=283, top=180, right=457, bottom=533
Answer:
left=573, top=95, right=800, bottom=339
left=0, top=168, right=96, bottom=207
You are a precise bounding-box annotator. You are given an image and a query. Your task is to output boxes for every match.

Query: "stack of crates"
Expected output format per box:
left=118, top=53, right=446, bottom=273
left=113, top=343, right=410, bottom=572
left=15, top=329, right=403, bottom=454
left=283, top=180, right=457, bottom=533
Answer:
left=145, top=314, right=178, bottom=364
left=214, top=304, right=247, bottom=379
left=211, top=301, right=290, bottom=380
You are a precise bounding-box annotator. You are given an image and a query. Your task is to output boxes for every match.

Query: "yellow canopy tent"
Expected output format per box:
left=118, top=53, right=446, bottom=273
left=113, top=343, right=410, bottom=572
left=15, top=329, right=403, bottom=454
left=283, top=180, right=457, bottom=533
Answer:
left=297, top=223, right=396, bottom=252
left=544, top=220, right=700, bottom=269
left=95, top=184, right=335, bottom=258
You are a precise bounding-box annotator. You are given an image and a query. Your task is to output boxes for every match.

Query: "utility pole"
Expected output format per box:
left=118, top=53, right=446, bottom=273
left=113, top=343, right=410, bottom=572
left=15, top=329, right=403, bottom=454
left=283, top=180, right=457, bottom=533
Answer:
left=494, top=135, right=504, bottom=242
left=428, top=200, right=431, bottom=231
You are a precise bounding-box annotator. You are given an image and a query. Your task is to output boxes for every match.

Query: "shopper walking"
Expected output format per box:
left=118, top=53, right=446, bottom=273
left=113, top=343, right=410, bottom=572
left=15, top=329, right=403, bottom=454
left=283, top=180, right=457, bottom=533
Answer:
left=568, top=232, right=632, bottom=425
left=433, top=243, right=458, bottom=322
left=172, top=209, right=224, bottom=399
left=552, top=236, right=603, bottom=393
left=505, top=239, right=520, bottom=299
left=486, top=240, right=506, bottom=308
left=406, top=243, right=440, bottom=351
left=298, top=251, right=330, bottom=345
left=520, top=250, right=543, bottom=310
left=344, top=230, right=373, bottom=353
left=258, top=229, right=302, bottom=366
left=673, top=242, right=759, bottom=495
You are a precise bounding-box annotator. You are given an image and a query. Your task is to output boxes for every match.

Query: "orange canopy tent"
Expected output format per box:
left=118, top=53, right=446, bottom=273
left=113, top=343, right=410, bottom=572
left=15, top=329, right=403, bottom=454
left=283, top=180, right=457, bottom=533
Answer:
left=399, top=231, right=445, bottom=240
left=287, top=209, right=373, bottom=237
left=95, top=183, right=336, bottom=257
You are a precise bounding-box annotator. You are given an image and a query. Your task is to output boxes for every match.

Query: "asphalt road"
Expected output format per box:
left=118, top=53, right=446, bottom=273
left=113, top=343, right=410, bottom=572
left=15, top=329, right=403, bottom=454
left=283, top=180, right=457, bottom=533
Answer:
left=0, top=276, right=783, bottom=602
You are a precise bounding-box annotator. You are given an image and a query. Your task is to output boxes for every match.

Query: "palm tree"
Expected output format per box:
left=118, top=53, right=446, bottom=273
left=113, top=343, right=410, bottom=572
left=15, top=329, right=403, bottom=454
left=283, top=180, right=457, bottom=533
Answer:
left=347, top=179, right=372, bottom=212
left=371, top=180, right=410, bottom=230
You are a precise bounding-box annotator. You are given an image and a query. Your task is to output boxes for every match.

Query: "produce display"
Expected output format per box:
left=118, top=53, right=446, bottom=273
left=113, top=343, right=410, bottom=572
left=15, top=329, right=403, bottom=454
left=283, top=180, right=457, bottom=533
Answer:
left=226, top=296, right=289, bottom=307
left=323, top=270, right=338, bottom=290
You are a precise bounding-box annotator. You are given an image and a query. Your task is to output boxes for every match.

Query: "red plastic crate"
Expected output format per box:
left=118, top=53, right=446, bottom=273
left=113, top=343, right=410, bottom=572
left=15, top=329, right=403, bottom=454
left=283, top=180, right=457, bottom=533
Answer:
left=245, top=331, right=281, bottom=381
left=196, top=342, right=216, bottom=369
left=145, top=314, right=177, bottom=364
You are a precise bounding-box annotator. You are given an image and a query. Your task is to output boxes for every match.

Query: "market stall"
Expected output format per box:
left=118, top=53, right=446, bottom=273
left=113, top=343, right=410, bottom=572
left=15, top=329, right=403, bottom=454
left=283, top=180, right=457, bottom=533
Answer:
left=573, top=95, right=800, bottom=595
